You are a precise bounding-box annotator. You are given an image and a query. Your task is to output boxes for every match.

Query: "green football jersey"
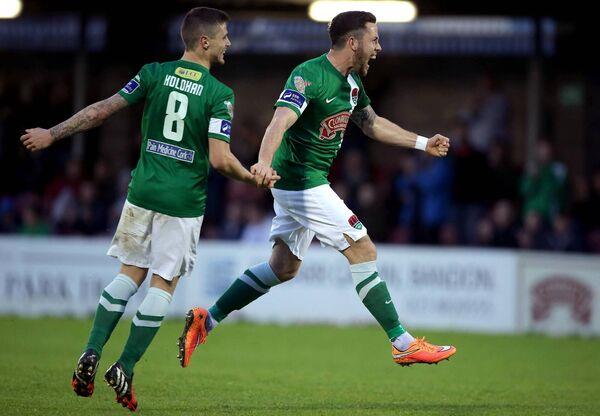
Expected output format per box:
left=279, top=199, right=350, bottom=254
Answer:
left=118, top=60, right=234, bottom=217
left=272, top=53, right=370, bottom=190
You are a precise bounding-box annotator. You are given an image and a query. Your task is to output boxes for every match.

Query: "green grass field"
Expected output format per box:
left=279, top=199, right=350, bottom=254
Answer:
left=1, top=317, right=599, bottom=415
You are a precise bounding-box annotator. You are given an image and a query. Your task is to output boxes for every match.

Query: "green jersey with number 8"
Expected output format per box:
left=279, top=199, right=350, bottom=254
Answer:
left=118, top=60, right=234, bottom=217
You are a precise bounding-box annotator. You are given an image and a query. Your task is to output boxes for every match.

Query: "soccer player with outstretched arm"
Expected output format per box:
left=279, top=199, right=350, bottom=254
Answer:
left=21, top=7, right=278, bottom=411
left=179, top=11, right=455, bottom=369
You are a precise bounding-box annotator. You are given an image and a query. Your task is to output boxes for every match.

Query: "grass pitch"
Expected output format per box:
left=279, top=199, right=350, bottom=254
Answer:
left=0, top=317, right=599, bottom=415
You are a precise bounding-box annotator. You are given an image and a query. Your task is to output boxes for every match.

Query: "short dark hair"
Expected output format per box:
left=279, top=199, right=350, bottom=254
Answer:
left=328, top=11, right=376, bottom=49
left=180, top=7, right=230, bottom=51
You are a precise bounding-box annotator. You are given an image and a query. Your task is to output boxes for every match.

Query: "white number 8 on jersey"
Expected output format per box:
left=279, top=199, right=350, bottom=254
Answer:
left=163, top=91, right=188, bottom=142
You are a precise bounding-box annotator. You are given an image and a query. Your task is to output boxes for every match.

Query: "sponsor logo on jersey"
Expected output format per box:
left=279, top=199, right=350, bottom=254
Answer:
left=163, top=75, right=204, bottom=97
left=220, top=120, right=232, bottom=135
left=348, top=214, right=363, bottom=230
left=224, top=100, right=234, bottom=118
left=175, top=67, right=202, bottom=81
left=122, top=78, right=140, bottom=94
left=293, top=76, right=311, bottom=94
left=208, top=118, right=232, bottom=139
left=146, top=139, right=195, bottom=163
left=278, top=89, right=306, bottom=110
left=351, top=88, right=359, bottom=106
left=319, top=111, right=351, bottom=141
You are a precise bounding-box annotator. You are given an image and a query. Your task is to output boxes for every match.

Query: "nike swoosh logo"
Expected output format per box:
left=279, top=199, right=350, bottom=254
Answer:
left=325, top=97, right=335, bottom=103
left=385, top=300, right=392, bottom=304
left=393, top=348, right=420, bottom=358
left=439, top=346, right=452, bottom=352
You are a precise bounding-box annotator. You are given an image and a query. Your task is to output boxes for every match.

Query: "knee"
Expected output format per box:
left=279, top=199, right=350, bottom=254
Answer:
left=356, top=238, right=377, bottom=261
left=150, top=274, right=178, bottom=294
left=269, top=260, right=300, bottom=282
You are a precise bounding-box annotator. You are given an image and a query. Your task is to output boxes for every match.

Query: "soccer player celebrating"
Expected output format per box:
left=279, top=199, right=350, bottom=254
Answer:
left=179, top=11, right=456, bottom=369
left=20, top=7, right=278, bottom=411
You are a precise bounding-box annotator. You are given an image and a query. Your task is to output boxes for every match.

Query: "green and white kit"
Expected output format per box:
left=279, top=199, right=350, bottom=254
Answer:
left=270, top=54, right=370, bottom=258
left=108, top=60, right=234, bottom=278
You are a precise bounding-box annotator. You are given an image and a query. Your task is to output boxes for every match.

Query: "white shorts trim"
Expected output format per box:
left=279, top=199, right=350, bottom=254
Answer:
left=269, top=185, right=367, bottom=260
left=107, top=200, right=203, bottom=280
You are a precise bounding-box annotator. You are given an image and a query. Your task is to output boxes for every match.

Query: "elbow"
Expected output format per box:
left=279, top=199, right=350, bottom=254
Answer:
left=362, top=126, right=376, bottom=139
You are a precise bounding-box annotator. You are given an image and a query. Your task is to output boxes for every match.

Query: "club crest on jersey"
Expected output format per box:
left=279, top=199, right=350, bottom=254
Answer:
left=122, top=76, right=140, bottom=94
left=351, top=88, right=359, bottom=106
left=319, top=111, right=350, bottom=141
left=293, top=76, right=311, bottom=94
left=224, top=100, right=234, bottom=118
left=348, top=214, right=363, bottom=230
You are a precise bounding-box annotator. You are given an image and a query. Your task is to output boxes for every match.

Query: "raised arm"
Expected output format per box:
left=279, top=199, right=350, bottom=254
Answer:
left=251, top=106, right=298, bottom=186
left=350, top=105, right=450, bottom=157
left=20, top=93, right=129, bottom=152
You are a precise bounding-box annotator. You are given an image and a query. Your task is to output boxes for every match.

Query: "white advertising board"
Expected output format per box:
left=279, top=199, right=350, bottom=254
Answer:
left=519, top=253, right=600, bottom=336
left=0, top=237, right=521, bottom=333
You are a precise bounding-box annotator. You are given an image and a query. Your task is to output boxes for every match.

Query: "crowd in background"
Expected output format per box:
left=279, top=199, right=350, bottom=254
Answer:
left=2, top=69, right=600, bottom=254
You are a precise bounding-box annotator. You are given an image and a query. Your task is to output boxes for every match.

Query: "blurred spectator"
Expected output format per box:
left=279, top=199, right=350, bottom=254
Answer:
left=0, top=197, right=18, bottom=233
left=1, top=64, right=598, bottom=256
left=544, top=213, right=583, bottom=252
left=450, top=120, right=488, bottom=244
left=517, top=211, right=546, bottom=250
left=490, top=200, right=518, bottom=248
left=393, top=154, right=419, bottom=242
left=394, top=154, right=453, bottom=244
left=18, top=206, right=50, bottom=236
left=589, top=169, right=600, bottom=229
left=474, top=218, right=494, bottom=247
left=414, top=156, right=454, bottom=244
left=461, top=74, right=510, bottom=153
left=487, top=143, right=519, bottom=202
left=520, top=140, right=567, bottom=221
left=439, top=222, right=460, bottom=246
left=75, top=181, right=108, bottom=235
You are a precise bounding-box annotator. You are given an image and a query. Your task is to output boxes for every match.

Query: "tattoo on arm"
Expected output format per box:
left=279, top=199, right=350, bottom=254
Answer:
left=350, top=105, right=377, bottom=132
left=49, top=94, right=129, bottom=141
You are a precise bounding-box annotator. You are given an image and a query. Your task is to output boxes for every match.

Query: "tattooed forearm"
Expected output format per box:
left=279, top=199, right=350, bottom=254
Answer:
left=49, top=94, right=128, bottom=141
left=350, top=105, right=377, bottom=133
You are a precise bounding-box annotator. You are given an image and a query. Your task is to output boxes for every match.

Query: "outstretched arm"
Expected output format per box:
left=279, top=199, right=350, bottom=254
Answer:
left=208, top=139, right=280, bottom=189
left=350, top=105, right=450, bottom=157
left=251, top=106, right=298, bottom=186
left=20, top=93, right=129, bottom=152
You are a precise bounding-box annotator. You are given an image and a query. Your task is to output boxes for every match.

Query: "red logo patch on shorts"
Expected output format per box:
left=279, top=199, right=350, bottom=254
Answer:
left=348, top=214, right=363, bottom=230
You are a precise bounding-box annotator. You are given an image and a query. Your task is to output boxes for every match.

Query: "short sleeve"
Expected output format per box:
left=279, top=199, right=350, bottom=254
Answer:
left=274, top=65, right=320, bottom=117
left=208, top=86, right=235, bottom=143
left=118, top=63, right=154, bottom=105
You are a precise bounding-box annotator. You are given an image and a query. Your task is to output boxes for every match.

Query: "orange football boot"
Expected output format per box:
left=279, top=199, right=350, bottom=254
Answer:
left=178, top=307, right=209, bottom=368
left=392, top=337, right=456, bottom=366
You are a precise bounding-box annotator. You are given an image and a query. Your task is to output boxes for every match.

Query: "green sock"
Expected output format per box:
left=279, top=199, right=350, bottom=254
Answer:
left=350, top=262, right=405, bottom=340
left=85, top=274, right=138, bottom=357
left=210, top=263, right=281, bottom=323
left=117, top=287, right=172, bottom=376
